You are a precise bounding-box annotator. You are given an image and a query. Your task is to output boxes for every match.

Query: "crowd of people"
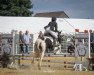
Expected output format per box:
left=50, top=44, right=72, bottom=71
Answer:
left=19, top=30, right=32, bottom=54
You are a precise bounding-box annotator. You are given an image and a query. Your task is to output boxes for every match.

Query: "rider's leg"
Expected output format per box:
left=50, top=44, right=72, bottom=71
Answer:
left=45, top=27, right=58, bottom=38
left=48, top=30, right=58, bottom=39
left=50, top=31, right=58, bottom=46
left=49, top=30, right=58, bottom=47
left=45, top=28, right=58, bottom=47
left=53, top=38, right=57, bottom=46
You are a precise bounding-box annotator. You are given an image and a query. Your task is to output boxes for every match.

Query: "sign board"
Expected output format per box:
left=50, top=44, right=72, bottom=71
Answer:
left=0, top=34, right=13, bottom=55
left=75, top=32, right=89, bottom=57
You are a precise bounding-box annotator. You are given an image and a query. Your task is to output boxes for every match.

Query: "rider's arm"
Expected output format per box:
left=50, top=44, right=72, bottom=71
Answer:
left=44, top=22, right=50, bottom=29
left=44, top=25, right=48, bottom=29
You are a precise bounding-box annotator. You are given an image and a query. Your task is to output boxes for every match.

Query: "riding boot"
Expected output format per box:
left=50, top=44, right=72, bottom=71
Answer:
left=53, top=39, right=56, bottom=47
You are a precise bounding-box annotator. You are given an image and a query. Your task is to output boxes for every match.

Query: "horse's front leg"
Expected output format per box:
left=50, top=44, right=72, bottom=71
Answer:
left=38, top=50, right=45, bottom=70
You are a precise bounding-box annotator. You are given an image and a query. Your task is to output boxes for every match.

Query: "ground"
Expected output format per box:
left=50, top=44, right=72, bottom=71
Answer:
left=0, top=57, right=94, bottom=75
left=0, top=69, right=94, bottom=75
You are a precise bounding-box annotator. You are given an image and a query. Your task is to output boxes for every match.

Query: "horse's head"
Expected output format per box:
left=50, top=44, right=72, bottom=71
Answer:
left=57, top=30, right=64, bottom=44
left=57, top=30, right=62, bottom=35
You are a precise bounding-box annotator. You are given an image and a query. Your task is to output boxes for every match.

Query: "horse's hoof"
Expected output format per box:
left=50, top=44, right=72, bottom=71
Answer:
left=38, top=64, right=41, bottom=70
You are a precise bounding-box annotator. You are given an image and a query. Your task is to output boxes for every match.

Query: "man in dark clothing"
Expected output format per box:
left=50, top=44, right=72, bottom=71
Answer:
left=67, top=44, right=75, bottom=55
left=44, top=17, right=58, bottom=38
left=90, top=30, right=94, bottom=53
left=44, top=17, right=58, bottom=32
left=19, top=31, right=24, bottom=53
left=44, top=17, right=58, bottom=46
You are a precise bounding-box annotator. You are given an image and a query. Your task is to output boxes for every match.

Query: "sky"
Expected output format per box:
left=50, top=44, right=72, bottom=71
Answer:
left=32, top=0, right=94, bottom=19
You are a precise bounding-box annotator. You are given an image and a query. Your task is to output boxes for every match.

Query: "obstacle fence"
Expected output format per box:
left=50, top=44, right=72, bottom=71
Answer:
left=44, top=53, right=75, bottom=57
left=40, top=58, right=75, bottom=70
left=13, top=52, right=76, bottom=70
left=41, top=60, right=75, bottom=70
left=0, top=29, right=93, bottom=71
left=15, top=53, right=88, bottom=71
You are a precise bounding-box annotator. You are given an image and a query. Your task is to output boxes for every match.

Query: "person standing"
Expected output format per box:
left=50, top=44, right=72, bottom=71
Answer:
left=90, top=30, right=94, bottom=53
left=23, top=30, right=31, bottom=54
left=19, top=31, right=24, bottom=53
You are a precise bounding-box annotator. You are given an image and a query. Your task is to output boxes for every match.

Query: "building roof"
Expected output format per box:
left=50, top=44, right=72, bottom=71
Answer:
left=34, top=11, right=69, bottom=18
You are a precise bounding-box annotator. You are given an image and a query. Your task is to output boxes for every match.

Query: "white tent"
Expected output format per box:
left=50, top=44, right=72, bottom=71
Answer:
left=0, top=17, right=94, bottom=42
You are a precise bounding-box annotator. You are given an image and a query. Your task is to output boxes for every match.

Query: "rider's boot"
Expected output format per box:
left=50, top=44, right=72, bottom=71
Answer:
left=53, top=39, right=57, bottom=47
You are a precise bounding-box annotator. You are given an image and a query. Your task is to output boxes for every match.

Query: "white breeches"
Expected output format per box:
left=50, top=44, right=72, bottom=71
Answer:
left=45, top=27, right=58, bottom=39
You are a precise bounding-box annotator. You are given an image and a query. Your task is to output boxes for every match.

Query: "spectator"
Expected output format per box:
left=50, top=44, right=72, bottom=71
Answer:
left=90, top=30, right=94, bottom=53
left=19, top=31, right=24, bottom=53
left=67, top=43, right=75, bottom=55
left=23, top=30, right=31, bottom=54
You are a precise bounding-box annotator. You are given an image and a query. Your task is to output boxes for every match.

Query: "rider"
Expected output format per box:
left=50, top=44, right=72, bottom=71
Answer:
left=44, top=17, right=58, bottom=46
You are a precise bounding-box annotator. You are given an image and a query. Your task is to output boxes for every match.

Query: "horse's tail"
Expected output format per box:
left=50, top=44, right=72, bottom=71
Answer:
left=34, top=39, right=46, bottom=52
left=34, top=40, right=40, bottom=58
left=34, top=39, right=46, bottom=58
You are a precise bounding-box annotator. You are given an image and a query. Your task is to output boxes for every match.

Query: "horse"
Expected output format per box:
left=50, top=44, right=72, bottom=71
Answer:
left=44, top=30, right=63, bottom=53
left=32, top=31, right=63, bottom=69
left=32, top=38, right=46, bottom=69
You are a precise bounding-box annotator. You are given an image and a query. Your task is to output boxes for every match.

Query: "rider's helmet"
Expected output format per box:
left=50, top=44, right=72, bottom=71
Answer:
left=52, top=17, right=56, bottom=22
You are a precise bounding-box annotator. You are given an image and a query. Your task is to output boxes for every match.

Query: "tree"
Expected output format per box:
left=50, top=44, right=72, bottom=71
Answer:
left=0, top=0, right=33, bottom=16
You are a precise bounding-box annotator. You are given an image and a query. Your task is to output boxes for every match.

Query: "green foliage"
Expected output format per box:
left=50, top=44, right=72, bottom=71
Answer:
left=0, top=0, right=33, bottom=16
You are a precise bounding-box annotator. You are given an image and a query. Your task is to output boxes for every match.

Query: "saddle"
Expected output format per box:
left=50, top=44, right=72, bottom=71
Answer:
left=44, top=33, right=54, bottom=39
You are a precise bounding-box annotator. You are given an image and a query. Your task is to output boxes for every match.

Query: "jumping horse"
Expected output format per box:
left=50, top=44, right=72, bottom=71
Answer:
left=32, top=31, right=63, bottom=69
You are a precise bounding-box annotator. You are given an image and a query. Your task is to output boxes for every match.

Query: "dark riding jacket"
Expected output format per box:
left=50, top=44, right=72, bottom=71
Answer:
left=44, top=21, right=58, bottom=32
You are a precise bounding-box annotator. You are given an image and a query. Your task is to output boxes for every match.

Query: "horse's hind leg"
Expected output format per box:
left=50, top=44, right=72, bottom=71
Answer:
left=32, top=57, right=34, bottom=63
left=31, top=52, right=35, bottom=63
left=38, top=57, right=41, bottom=70
left=38, top=50, right=45, bottom=70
